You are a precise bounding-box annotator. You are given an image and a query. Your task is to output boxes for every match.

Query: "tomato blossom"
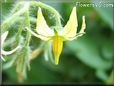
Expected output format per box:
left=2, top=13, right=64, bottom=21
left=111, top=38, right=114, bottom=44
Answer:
left=26, top=7, right=86, bottom=65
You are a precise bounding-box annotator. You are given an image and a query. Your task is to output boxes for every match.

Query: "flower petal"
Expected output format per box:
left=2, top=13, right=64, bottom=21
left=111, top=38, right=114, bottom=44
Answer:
left=52, top=36, right=63, bottom=65
left=59, top=7, right=78, bottom=39
left=78, top=16, right=86, bottom=37
left=36, top=7, right=54, bottom=37
left=1, top=55, right=5, bottom=61
left=25, top=27, right=51, bottom=41
left=1, top=46, right=20, bottom=55
left=1, top=31, right=8, bottom=46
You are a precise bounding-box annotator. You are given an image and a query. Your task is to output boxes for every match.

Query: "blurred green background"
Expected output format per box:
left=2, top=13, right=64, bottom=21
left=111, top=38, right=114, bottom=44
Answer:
left=1, top=0, right=114, bottom=84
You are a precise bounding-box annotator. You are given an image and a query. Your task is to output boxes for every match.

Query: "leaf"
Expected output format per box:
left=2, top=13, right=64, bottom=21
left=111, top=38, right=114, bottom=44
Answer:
left=66, top=35, right=112, bottom=70
left=106, top=70, right=114, bottom=84
left=93, top=3, right=113, bottom=30
left=95, top=70, right=108, bottom=82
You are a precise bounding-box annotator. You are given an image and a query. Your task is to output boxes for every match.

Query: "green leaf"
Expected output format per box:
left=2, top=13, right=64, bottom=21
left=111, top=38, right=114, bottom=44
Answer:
left=66, top=35, right=112, bottom=70
left=93, top=5, right=113, bottom=30
left=95, top=70, right=108, bottom=82
left=106, top=70, right=114, bottom=84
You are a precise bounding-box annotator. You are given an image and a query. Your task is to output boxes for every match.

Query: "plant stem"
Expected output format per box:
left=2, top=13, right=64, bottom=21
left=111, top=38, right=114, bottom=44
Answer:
left=1, top=1, right=62, bottom=34
left=24, top=3, right=31, bottom=46
left=1, top=2, right=29, bottom=33
left=29, top=1, right=62, bottom=27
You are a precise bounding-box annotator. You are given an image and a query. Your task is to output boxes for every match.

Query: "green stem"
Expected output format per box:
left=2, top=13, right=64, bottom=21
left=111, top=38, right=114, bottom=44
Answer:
left=24, top=4, right=31, bottom=46
left=16, top=23, right=24, bottom=41
left=1, top=2, right=29, bottom=33
left=1, top=1, right=62, bottom=34
left=29, top=1, right=62, bottom=27
left=11, top=2, right=21, bottom=14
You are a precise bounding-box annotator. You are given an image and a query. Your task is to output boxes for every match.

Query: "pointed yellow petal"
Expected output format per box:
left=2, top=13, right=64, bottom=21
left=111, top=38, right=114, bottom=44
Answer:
left=78, top=16, right=86, bottom=37
left=25, top=27, right=51, bottom=41
left=1, top=31, right=8, bottom=45
left=52, top=36, right=63, bottom=65
left=36, top=7, right=54, bottom=37
left=59, top=7, right=78, bottom=39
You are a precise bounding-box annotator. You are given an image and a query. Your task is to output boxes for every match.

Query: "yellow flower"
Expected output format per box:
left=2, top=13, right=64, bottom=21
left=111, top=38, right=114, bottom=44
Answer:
left=26, top=7, right=86, bottom=65
left=1, top=31, right=20, bottom=61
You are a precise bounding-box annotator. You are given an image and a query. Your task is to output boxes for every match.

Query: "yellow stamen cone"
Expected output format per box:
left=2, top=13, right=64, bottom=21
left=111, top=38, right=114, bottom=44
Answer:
left=52, top=36, right=63, bottom=65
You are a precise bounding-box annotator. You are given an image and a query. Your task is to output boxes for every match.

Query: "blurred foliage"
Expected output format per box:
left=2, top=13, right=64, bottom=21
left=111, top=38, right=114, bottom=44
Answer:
left=1, top=0, right=114, bottom=84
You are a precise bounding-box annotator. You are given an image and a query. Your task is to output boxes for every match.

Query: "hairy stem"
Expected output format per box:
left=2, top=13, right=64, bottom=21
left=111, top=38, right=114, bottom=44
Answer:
left=1, top=2, right=29, bottom=33
left=29, top=1, right=62, bottom=27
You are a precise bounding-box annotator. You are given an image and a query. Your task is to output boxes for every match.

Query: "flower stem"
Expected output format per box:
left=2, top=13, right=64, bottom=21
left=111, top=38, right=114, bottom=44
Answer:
left=24, top=3, right=31, bottom=46
left=1, top=2, right=29, bottom=33
left=29, top=1, right=62, bottom=27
